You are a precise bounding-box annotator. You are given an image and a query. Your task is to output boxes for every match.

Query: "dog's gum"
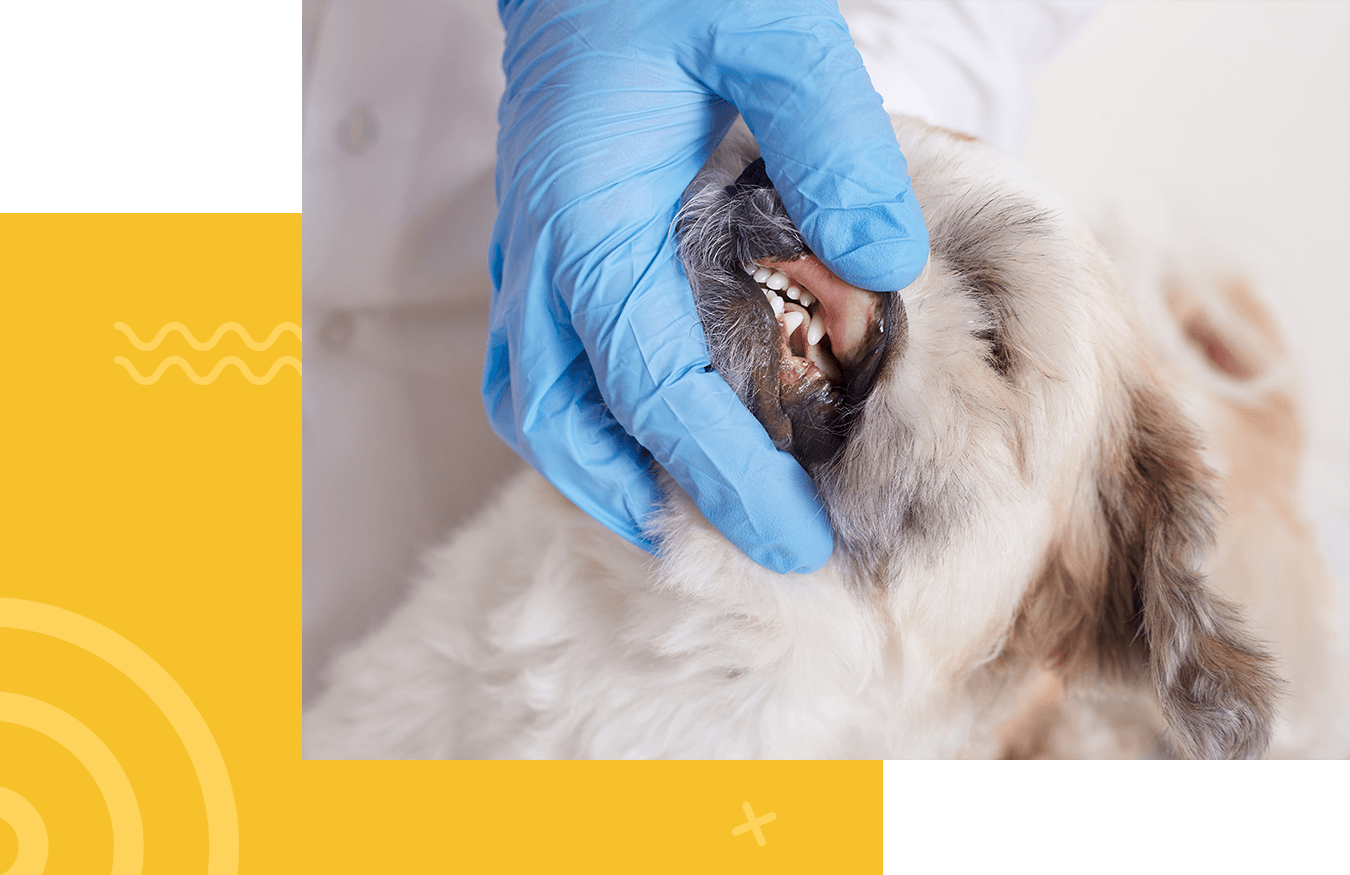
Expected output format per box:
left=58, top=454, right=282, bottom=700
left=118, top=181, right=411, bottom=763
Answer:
left=762, top=255, right=884, bottom=369
left=775, top=301, right=841, bottom=387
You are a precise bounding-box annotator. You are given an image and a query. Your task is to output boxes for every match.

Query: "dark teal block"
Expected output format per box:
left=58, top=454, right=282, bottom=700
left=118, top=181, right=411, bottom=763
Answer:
left=0, top=0, right=297, bottom=211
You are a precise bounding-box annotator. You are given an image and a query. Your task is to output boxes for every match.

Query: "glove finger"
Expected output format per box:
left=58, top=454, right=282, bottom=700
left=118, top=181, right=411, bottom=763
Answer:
left=571, top=246, right=834, bottom=574
left=484, top=320, right=661, bottom=552
left=492, top=117, right=834, bottom=567
left=491, top=2, right=839, bottom=571
left=696, top=4, right=929, bottom=293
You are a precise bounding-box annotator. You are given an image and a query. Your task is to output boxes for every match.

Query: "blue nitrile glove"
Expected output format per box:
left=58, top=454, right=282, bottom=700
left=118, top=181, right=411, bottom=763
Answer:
left=485, top=0, right=928, bottom=573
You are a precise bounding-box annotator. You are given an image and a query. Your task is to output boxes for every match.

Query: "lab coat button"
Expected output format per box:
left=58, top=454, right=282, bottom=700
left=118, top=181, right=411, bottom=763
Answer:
left=337, top=107, right=378, bottom=154
left=320, top=309, right=356, bottom=352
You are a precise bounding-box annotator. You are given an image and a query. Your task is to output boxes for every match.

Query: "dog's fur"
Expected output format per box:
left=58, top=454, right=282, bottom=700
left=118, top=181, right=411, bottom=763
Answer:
left=1061, top=224, right=1349, bottom=758
left=305, top=117, right=1337, bottom=759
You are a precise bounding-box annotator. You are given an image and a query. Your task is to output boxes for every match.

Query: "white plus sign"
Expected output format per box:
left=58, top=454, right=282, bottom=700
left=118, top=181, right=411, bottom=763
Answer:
left=731, top=801, right=776, bottom=846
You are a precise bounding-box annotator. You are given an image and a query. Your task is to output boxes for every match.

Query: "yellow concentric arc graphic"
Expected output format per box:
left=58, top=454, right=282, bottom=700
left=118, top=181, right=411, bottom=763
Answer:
left=0, top=787, right=48, bottom=875
left=113, top=321, right=302, bottom=385
left=0, top=599, right=238, bottom=875
left=0, top=694, right=141, bottom=875
left=114, top=322, right=302, bottom=351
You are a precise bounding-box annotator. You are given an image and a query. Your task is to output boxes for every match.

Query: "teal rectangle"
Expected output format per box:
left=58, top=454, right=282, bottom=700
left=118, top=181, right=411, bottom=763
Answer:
left=885, top=756, right=1339, bottom=875
left=0, top=0, right=297, bottom=211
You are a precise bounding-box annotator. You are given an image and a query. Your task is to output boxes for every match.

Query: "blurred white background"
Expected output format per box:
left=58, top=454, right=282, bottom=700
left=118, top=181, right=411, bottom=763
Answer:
left=1022, top=0, right=1349, bottom=587
left=302, top=0, right=1349, bottom=702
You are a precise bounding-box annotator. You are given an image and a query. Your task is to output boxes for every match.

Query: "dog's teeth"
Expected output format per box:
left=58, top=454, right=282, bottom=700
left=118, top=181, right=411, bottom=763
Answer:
left=743, top=263, right=757, bottom=275
left=763, top=288, right=775, bottom=301
left=798, top=290, right=815, bottom=307
left=770, top=295, right=784, bottom=316
left=783, top=311, right=805, bottom=335
left=784, top=285, right=800, bottom=300
left=766, top=271, right=790, bottom=291
left=753, top=267, right=773, bottom=284
left=807, top=312, right=826, bottom=346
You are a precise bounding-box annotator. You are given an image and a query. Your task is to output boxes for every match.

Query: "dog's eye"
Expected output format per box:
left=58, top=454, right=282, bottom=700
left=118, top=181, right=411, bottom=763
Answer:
left=972, top=324, right=1011, bottom=378
left=965, top=280, right=1013, bottom=378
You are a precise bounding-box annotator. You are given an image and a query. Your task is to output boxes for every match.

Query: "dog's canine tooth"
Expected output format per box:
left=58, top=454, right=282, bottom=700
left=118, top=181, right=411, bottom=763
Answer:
left=807, top=311, right=826, bottom=346
left=783, top=310, right=805, bottom=335
left=753, top=267, right=773, bottom=284
left=767, top=271, right=790, bottom=291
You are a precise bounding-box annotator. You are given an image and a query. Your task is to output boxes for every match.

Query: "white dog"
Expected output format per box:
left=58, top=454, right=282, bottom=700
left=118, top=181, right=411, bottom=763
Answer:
left=307, top=117, right=1343, bottom=759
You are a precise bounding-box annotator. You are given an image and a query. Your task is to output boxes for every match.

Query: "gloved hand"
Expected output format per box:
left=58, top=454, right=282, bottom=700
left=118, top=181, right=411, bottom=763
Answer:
left=485, top=0, right=929, bottom=573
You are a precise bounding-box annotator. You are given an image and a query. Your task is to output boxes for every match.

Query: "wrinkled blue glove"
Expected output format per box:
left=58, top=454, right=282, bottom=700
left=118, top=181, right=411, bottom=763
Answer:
left=485, top=0, right=928, bottom=573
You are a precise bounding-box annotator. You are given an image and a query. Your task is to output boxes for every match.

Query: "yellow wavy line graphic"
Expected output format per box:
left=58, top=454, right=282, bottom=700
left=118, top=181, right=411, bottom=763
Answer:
left=114, top=355, right=302, bottom=385
left=114, top=321, right=302, bottom=351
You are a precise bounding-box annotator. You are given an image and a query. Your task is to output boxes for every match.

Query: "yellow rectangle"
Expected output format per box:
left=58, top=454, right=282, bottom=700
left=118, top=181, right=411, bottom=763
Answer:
left=0, top=214, right=880, bottom=874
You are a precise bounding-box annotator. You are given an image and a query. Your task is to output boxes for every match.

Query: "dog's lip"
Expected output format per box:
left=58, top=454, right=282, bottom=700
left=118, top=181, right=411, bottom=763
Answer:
left=761, top=255, right=887, bottom=372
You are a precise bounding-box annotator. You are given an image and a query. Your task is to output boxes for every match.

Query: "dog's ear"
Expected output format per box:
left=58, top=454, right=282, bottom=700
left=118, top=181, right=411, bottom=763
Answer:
left=1094, top=385, right=1280, bottom=758
left=1014, top=384, right=1280, bottom=758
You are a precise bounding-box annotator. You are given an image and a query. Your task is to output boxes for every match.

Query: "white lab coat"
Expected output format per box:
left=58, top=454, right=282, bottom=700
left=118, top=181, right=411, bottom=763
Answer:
left=301, top=0, right=1100, bottom=699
